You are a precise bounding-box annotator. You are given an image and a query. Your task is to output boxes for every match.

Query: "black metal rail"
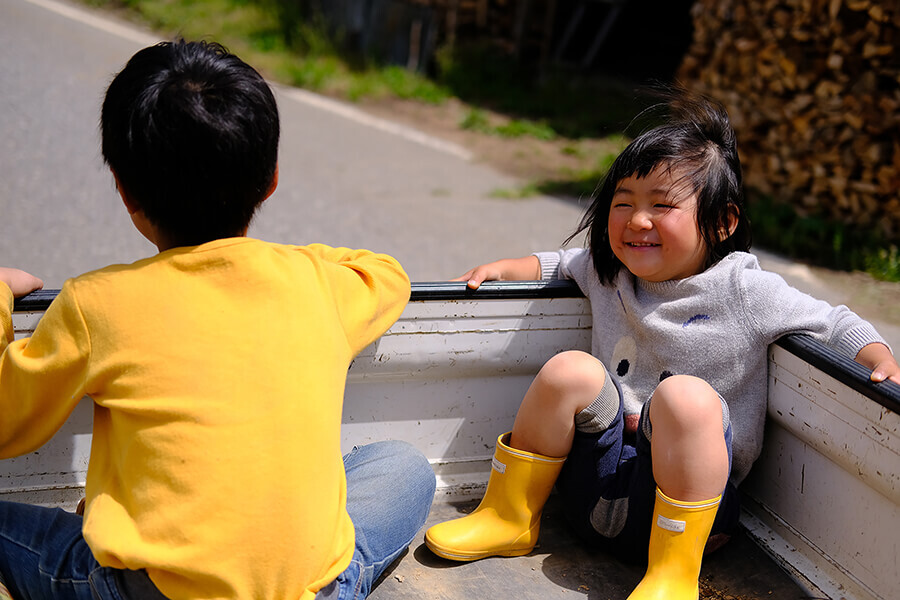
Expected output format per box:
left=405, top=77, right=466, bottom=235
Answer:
left=11, top=288, right=59, bottom=312
left=409, top=280, right=585, bottom=301
left=13, top=281, right=900, bottom=413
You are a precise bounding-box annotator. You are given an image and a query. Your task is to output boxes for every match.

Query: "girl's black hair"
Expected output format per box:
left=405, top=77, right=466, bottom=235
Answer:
left=101, top=40, right=280, bottom=247
left=568, top=89, right=752, bottom=284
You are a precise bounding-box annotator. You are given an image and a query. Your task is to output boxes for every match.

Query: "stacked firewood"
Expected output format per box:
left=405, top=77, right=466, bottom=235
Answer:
left=678, top=0, right=900, bottom=242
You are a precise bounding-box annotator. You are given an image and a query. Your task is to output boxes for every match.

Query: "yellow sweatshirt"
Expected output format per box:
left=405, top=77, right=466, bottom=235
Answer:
left=0, top=238, right=411, bottom=600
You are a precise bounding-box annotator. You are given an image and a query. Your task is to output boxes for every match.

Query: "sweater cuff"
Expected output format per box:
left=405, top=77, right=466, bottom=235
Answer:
left=534, top=252, right=561, bottom=281
left=837, top=324, right=891, bottom=357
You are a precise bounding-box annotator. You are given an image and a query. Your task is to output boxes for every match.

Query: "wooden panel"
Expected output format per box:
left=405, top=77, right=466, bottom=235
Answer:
left=741, top=344, right=900, bottom=600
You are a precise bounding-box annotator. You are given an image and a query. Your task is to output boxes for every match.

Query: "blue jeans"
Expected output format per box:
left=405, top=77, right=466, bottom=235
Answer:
left=0, top=440, right=435, bottom=600
left=315, top=441, right=435, bottom=600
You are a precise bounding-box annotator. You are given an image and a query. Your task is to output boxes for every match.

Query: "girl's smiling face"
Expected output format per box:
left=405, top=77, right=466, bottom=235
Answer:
left=608, top=164, right=708, bottom=282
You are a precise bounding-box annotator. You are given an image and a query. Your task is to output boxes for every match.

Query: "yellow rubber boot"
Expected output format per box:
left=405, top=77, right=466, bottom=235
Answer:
left=425, top=432, right=566, bottom=561
left=627, top=487, right=721, bottom=600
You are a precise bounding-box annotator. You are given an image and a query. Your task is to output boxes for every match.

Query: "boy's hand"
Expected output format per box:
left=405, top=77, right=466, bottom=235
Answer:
left=452, top=256, right=541, bottom=290
left=856, top=342, right=900, bottom=385
left=0, top=267, right=44, bottom=297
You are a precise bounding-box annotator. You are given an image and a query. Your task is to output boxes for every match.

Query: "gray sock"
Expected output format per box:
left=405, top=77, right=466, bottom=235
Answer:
left=575, top=374, right=619, bottom=433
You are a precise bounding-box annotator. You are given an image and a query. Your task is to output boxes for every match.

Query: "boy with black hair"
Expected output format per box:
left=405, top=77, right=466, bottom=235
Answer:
left=0, top=40, right=435, bottom=600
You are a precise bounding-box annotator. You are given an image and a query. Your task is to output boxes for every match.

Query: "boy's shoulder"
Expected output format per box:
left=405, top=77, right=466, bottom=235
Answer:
left=62, top=238, right=266, bottom=294
left=67, top=238, right=404, bottom=295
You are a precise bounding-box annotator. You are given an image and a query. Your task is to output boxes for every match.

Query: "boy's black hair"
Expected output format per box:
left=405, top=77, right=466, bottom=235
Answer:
left=569, top=89, right=752, bottom=284
left=101, top=40, right=280, bottom=247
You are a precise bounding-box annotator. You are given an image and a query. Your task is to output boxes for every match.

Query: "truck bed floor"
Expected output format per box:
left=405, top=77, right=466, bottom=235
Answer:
left=370, top=495, right=808, bottom=600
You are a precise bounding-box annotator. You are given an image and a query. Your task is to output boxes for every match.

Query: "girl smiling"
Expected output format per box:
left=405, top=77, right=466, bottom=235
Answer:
left=424, top=90, right=899, bottom=600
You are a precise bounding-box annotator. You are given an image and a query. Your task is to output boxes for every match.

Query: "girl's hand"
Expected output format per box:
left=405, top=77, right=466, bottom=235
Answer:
left=856, top=342, right=900, bottom=385
left=0, top=267, right=44, bottom=297
left=452, top=256, right=541, bottom=290
left=870, top=357, right=900, bottom=385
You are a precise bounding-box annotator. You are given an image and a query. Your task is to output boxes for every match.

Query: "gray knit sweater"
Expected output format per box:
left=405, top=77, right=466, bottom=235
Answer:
left=535, top=249, right=886, bottom=484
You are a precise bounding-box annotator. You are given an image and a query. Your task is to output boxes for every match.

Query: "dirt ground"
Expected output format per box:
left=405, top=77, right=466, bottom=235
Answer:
left=810, top=262, right=900, bottom=326
left=360, top=96, right=624, bottom=185
left=78, top=0, right=900, bottom=339
left=359, top=96, right=900, bottom=343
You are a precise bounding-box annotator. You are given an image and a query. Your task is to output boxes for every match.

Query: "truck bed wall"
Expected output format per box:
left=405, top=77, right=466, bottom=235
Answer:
left=6, top=286, right=899, bottom=600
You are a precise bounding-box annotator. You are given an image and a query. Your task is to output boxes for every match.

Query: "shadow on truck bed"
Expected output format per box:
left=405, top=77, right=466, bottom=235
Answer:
left=370, top=494, right=807, bottom=600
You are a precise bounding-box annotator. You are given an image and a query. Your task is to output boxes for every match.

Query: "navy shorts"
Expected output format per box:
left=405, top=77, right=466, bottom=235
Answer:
left=554, top=373, right=741, bottom=563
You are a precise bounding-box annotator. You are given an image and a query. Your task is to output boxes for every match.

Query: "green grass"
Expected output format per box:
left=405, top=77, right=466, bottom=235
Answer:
left=82, top=0, right=899, bottom=282
left=865, top=246, right=900, bottom=282
left=84, top=0, right=640, bottom=146
left=489, top=183, right=541, bottom=200
left=90, top=1, right=643, bottom=134
left=747, top=194, right=900, bottom=281
left=85, top=0, right=452, bottom=102
left=495, top=119, right=556, bottom=141
left=489, top=154, right=618, bottom=201
left=459, top=109, right=556, bottom=140
left=459, top=109, right=492, bottom=134
left=537, top=140, right=627, bottom=199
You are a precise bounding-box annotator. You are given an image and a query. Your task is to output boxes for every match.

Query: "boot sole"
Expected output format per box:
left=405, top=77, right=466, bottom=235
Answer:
left=424, top=535, right=534, bottom=562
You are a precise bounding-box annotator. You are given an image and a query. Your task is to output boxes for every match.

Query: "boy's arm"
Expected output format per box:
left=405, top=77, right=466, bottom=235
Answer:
left=453, top=256, right=542, bottom=290
left=0, top=279, right=91, bottom=459
left=306, top=244, right=411, bottom=351
left=856, top=342, right=900, bottom=384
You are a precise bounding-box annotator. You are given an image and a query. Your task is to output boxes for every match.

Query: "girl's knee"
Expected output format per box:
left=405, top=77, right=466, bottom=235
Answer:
left=536, top=351, right=607, bottom=397
left=649, top=375, right=724, bottom=431
left=513, top=351, right=611, bottom=454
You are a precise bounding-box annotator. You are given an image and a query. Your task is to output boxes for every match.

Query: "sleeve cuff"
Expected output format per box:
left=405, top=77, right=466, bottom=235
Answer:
left=837, top=324, right=891, bottom=357
left=534, top=252, right=561, bottom=281
left=1, top=282, right=12, bottom=310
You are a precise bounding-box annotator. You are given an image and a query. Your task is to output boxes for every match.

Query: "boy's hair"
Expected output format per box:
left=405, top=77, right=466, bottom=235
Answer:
left=569, top=89, right=752, bottom=284
left=101, top=40, right=280, bottom=247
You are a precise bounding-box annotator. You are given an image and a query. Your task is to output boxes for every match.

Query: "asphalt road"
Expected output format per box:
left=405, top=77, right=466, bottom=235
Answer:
left=0, top=0, right=585, bottom=288
left=2, top=0, right=897, bottom=351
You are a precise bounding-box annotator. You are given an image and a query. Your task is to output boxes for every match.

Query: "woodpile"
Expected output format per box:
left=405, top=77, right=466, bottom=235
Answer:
left=678, top=0, right=900, bottom=243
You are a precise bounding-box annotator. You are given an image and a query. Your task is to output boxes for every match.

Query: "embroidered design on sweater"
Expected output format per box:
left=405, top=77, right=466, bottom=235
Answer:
left=682, top=314, right=710, bottom=328
left=612, top=336, right=637, bottom=378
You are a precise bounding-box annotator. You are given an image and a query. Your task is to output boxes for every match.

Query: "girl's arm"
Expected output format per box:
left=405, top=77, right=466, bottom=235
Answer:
left=855, top=342, right=900, bottom=384
left=453, top=256, right=542, bottom=290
